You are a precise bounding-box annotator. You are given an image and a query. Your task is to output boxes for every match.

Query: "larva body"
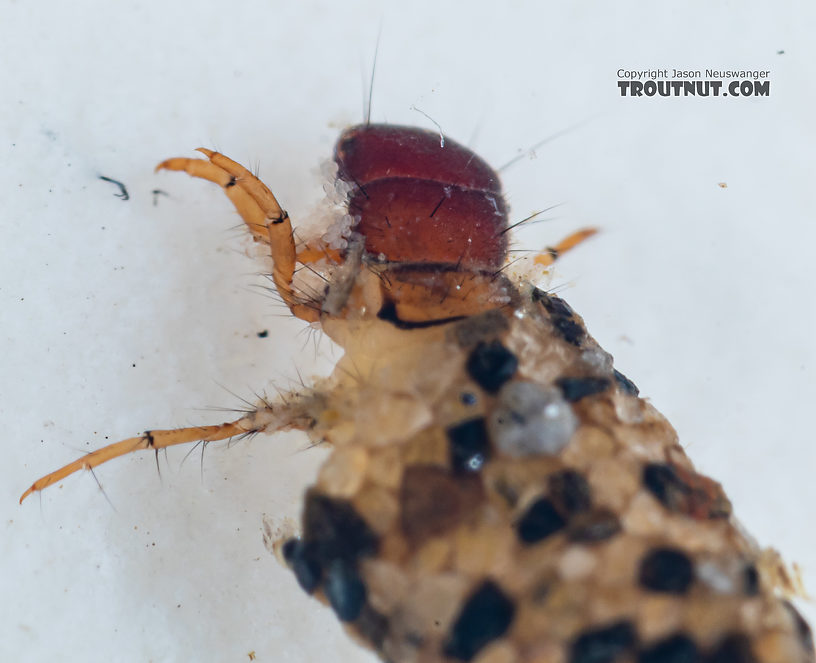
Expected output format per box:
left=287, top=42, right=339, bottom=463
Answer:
left=23, top=125, right=813, bottom=663
left=297, top=290, right=813, bottom=663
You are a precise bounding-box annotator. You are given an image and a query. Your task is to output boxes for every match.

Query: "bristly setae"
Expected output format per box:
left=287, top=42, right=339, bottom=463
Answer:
left=22, top=124, right=814, bottom=663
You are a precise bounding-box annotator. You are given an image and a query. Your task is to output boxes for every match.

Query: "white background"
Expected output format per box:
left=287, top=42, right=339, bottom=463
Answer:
left=2, top=2, right=814, bottom=662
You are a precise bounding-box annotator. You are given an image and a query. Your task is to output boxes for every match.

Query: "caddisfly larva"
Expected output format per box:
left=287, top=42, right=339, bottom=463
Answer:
left=22, top=124, right=814, bottom=663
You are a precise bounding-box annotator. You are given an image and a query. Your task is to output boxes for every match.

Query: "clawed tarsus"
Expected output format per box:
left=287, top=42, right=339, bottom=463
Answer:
left=156, top=149, right=319, bottom=322
left=20, top=393, right=322, bottom=503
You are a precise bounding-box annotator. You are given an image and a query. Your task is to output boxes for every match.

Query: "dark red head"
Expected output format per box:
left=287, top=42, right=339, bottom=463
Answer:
left=334, top=124, right=509, bottom=270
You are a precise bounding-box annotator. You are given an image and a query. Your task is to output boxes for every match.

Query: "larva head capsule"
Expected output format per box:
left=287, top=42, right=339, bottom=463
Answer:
left=335, top=124, right=509, bottom=269
left=328, top=124, right=515, bottom=328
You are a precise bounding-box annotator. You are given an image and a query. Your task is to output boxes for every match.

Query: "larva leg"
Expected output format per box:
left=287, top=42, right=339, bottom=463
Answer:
left=534, top=227, right=598, bottom=267
left=156, top=150, right=319, bottom=322
left=20, top=391, right=324, bottom=503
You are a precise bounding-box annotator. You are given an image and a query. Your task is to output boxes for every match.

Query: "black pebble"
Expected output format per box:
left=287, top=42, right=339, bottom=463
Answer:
left=516, top=498, right=567, bottom=544
left=281, top=539, right=322, bottom=593
left=302, top=492, right=379, bottom=566
left=465, top=341, right=518, bottom=393
left=637, top=633, right=699, bottom=663
left=443, top=580, right=516, bottom=661
left=613, top=368, right=639, bottom=396
left=568, top=509, right=621, bottom=543
left=556, top=377, right=611, bottom=402
left=324, top=560, right=367, bottom=622
left=460, top=392, right=477, bottom=406
left=447, top=417, right=491, bottom=473
left=553, top=316, right=586, bottom=346
left=533, top=289, right=574, bottom=318
left=743, top=564, right=760, bottom=596
left=549, top=469, right=592, bottom=514
left=533, top=290, right=586, bottom=346
left=639, top=548, right=694, bottom=595
left=570, top=620, right=637, bottom=663
left=642, top=463, right=686, bottom=510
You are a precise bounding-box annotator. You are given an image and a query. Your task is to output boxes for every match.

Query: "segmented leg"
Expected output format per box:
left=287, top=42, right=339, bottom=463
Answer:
left=156, top=150, right=319, bottom=322
left=534, top=227, right=598, bottom=267
left=20, top=391, right=324, bottom=503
